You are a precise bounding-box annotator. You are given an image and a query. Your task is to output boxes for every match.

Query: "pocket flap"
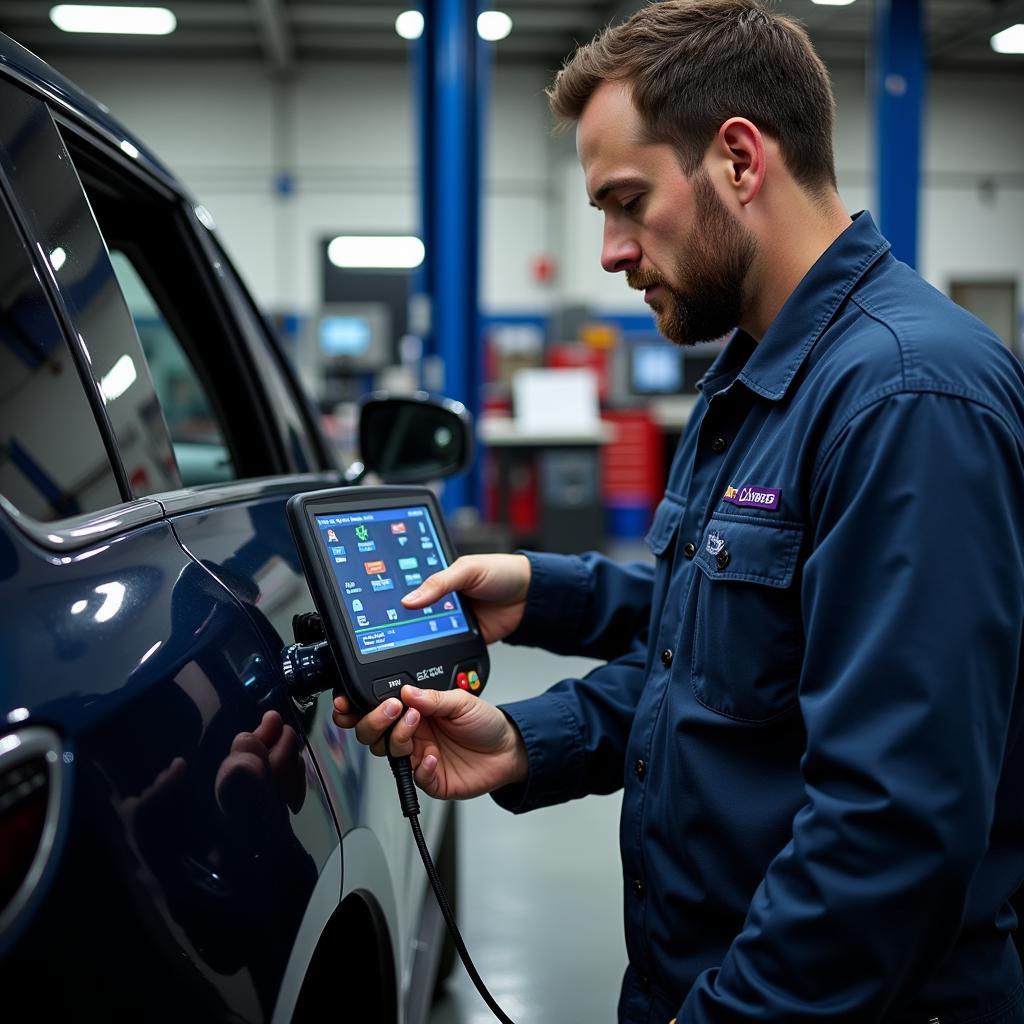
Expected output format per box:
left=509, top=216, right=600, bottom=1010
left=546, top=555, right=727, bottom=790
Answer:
left=644, top=496, right=686, bottom=556
left=694, top=517, right=804, bottom=588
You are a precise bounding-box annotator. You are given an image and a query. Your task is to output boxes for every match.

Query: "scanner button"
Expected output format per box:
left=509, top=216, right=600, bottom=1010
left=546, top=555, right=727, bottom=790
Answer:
left=467, top=669, right=481, bottom=691
left=456, top=672, right=470, bottom=690
left=372, top=672, right=413, bottom=701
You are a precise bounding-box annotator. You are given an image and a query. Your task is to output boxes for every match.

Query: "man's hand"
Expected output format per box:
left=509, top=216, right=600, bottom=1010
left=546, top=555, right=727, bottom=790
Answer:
left=401, top=553, right=531, bottom=644
left=332, top=685, right=528, bottom=800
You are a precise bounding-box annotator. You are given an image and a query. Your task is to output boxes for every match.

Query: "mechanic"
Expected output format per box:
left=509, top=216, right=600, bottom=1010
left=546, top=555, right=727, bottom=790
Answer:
left=333, top=1, right=1024, bottom=1020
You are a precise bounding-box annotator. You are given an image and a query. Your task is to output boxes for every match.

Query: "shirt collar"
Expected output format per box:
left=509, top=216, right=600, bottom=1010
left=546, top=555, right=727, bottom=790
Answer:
left=697, top=211, right=891, bottom=402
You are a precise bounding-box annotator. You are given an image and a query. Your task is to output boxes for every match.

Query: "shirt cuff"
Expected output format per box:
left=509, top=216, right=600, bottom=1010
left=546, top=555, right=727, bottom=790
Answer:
left=504, top=551, right=591, bottom=650
left=490, top=694, right=588, bottom=813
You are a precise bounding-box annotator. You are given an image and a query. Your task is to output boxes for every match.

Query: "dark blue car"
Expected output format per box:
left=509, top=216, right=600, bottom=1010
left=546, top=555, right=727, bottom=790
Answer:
left=0, top=32, right=464, bottom=1023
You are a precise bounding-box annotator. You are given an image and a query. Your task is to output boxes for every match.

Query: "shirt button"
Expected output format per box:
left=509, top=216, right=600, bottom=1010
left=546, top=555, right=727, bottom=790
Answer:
left=715, top=550, right=731, bottom=570
left=683, top=542, right=697, bottom=560
left=661, top=648, right=673, bottom=667
left=633, top=758, right=646, bottom=780
left=632, top=878, right=644, bottom=898
left=710, top=435, right=728, bottom=453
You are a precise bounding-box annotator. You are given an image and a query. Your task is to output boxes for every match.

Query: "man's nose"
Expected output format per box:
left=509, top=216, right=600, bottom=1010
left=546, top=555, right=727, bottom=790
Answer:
left=601, top=225, right=641, bottom=274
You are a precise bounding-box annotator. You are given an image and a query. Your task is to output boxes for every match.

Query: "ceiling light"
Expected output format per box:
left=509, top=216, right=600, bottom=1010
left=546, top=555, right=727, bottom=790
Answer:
left=328, top=235, right=425, bottom=270
left=810, top=0, right=856, bottom=5
left=991, top=24, right=1024, bottom=53
left=49, top=5, right=177, bottom=35
left=477, top=10, right=512, bottom=41
left=395, top=10, right=424, bottom=41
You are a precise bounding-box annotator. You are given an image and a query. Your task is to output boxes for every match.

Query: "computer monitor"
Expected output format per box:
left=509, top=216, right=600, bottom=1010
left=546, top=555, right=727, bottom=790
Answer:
left=317, top=302, right=391, bottom=371
left=628, top=343, right=683, bottom=396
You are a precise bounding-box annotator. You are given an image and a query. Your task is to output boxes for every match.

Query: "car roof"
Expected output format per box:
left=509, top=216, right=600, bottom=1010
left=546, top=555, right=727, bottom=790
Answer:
left=0, top=30, right=181, bottom=194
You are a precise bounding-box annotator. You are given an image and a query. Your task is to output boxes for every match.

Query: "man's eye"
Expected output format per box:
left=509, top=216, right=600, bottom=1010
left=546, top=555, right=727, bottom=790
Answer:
left=622, top=195, right=643, bottom=214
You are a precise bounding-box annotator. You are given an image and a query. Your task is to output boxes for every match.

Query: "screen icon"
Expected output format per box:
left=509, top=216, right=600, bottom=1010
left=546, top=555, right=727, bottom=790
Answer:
left=450, top=616, right=460, bottom=628
left=355, top=525, right=369, bottom=542
left=443, top=599, right=454, bottom=611
left=398, top=557, right=418, bottom=571
left=398, top=536, right=409, bottom=546
left=386, top=608, right=398, bottom=621
left=404, top=573, right=422, bottom=586
left=390, top=522, right=407, bottom=535
left=420, top=538, right=434, bottom=549
left=357, top=539, right=376, bottom=553
left=418, top=522, right=426, bottom=534
left=326, top=528, right=339, bottom=543
left=426, top=555, right=439, bottom=567
left=364, top=560, right=386, bottom=575
left=429, top=620, right=438, bottom=632
left=351, top=599, right=363, bottom=612
left=356, top=614, right=368, bottom=626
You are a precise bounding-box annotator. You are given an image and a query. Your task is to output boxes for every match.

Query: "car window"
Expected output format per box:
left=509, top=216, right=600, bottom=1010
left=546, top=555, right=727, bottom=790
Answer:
left=59, top=126, right=289, bottom=491
left=109, top=251, right=235, bottom=486
left=0, top=188, right=122, bottom=521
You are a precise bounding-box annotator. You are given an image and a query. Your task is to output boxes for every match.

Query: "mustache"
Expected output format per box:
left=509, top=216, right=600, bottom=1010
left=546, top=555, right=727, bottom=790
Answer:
left=625, top=267, right=664, bottom=291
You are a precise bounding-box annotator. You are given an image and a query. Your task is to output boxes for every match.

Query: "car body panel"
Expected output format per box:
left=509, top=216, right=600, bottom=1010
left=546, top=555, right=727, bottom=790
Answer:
left=0, top=28, right=454, bottom=1024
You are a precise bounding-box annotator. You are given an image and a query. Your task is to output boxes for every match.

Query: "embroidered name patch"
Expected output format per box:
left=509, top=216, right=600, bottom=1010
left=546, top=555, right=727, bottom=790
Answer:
left=723, top=485, right=780, bottom=510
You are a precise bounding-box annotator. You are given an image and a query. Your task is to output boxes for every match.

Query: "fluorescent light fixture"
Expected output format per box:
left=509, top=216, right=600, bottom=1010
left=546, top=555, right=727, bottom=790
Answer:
left=811, top=0, right=856, bottom=5
left=49, top=247, right=67, bottom=272
left=100, top=354, right=137, bottom=402
left=50, top=5, right=177, bottom=35
left=395, top=10, right=424, bottom=40
left=991, top=24, right=1024, bottom=53
left=477, top=10, right=512, bottom=41
left=328, top=235, right=425, bottom=269
left=119, top=139, right=140, bottom=159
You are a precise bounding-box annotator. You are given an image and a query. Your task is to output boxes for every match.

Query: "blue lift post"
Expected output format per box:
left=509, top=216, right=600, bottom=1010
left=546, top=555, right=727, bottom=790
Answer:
left=415, top=0, right=486, bottom=515
left=872, top=0, right=926, bottom=269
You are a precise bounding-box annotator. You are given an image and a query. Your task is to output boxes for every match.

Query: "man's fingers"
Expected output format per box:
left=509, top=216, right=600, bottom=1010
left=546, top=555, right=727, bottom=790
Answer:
left=400, top=684, right=475, bottom=718
left=401, top=567, right=459, bottom=608
left=354, top=698, right=403, bottom=747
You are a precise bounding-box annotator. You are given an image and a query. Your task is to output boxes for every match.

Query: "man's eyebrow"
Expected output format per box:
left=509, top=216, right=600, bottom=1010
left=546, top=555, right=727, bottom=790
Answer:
left=588, top=176, right=646, bottom=209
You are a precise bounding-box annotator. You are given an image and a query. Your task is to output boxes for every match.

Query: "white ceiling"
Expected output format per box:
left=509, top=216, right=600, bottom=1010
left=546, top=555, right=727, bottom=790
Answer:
left=2, top=0, right=1023, bottom=74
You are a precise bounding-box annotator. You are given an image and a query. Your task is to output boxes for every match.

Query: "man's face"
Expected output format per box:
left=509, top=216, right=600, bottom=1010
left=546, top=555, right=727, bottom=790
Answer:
left=578, top=82, right=756, bottom=346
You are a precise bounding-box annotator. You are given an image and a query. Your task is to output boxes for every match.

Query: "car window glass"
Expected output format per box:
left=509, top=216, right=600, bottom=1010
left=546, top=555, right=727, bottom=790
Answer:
left=109, top=251, right=235, bottom=486
left=0, top=191, right=122, bottom=520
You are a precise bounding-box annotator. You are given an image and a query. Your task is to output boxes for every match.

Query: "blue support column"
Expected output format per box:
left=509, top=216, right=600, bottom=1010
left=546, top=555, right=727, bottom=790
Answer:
left=415, top=0, right=485, bottom=514
left=872, top=0, right=925, bottom=269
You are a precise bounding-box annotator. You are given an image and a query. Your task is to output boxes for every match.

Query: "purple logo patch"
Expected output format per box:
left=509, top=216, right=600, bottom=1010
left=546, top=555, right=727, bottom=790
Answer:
left=722, top=485, right=780, bottom=510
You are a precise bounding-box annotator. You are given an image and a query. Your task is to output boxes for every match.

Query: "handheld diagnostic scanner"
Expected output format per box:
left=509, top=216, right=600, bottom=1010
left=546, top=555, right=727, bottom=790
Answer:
left=287, top=486, right=489, bottom=712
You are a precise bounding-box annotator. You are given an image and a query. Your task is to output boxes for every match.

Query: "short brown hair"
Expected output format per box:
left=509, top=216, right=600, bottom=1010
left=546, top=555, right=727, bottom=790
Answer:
left=548, top=0, right=837, bottom=193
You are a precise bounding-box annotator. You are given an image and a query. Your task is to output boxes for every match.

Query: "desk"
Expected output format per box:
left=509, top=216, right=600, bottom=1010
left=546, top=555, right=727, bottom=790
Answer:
left=480, top=417, right=616, bottom=553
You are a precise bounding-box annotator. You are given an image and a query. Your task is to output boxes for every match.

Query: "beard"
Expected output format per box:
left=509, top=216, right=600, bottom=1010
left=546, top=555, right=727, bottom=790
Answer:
left=626, top=169, right=756, bottom=347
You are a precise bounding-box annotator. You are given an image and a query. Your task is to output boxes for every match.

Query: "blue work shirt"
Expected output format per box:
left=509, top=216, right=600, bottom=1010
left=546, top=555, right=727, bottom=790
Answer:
left=495, top=213, right=1024, bottom=1023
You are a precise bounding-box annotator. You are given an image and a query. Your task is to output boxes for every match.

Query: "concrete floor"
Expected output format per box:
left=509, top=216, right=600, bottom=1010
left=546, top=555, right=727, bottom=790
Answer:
left=428, top=640, right=630, bottom=1024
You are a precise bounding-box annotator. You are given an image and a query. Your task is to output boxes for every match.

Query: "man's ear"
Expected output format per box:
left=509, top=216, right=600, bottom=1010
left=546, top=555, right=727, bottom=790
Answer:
left=715, top=117, right=765, bottom=206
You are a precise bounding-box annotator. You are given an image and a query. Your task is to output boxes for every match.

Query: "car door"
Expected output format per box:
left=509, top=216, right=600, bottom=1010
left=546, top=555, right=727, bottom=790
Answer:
left=0, top=77, right=340, bottom=1023
left=44, top=81, right=451, bottom=1019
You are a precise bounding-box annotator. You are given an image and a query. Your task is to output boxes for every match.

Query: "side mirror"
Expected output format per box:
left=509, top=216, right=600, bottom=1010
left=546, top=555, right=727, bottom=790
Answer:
left=357, top=392, right=473, bottom=484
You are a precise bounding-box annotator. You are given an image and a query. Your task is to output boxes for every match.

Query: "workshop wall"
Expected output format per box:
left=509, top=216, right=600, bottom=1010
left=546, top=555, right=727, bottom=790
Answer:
left=53, top=56, right=1024, bottom=334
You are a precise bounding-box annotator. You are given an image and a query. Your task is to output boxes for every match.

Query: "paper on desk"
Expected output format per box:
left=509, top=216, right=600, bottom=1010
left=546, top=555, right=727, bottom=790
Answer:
left=512, top=367, right=601, bottom=433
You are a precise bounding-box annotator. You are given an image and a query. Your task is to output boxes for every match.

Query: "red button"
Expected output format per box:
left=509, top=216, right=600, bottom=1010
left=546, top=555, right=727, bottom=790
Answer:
left=456, top=672, right=469, bottom=690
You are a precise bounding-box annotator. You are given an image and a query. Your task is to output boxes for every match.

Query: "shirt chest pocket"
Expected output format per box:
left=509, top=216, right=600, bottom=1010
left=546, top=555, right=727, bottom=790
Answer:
left=690, top=516, right=805, bottom=722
